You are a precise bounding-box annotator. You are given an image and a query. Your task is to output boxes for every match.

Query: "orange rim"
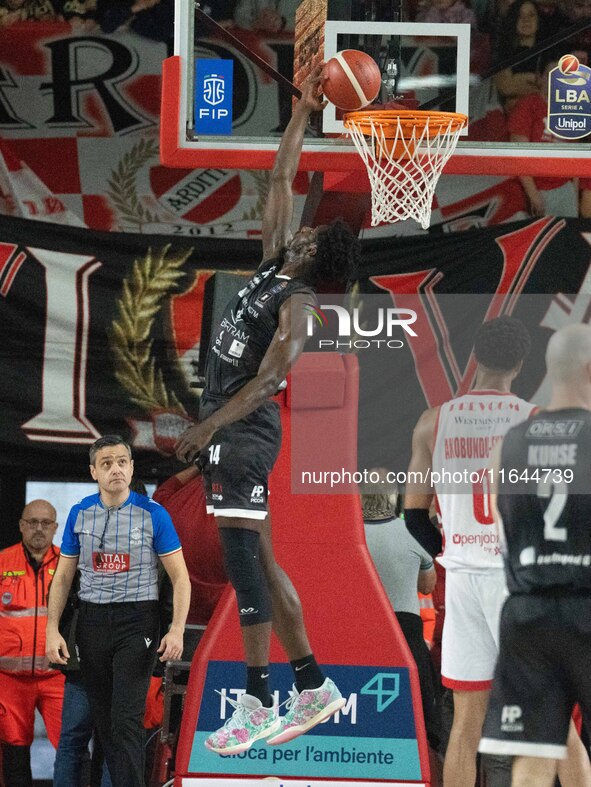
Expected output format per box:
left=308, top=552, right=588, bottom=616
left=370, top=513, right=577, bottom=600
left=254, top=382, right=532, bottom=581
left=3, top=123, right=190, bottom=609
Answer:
left=343, top=109, right=468, bottom=139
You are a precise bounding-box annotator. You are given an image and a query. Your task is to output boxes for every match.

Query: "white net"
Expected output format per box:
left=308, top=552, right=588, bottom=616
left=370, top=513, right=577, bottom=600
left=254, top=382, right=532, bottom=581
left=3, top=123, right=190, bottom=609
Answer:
left=344, top=111, right=467, bottom=229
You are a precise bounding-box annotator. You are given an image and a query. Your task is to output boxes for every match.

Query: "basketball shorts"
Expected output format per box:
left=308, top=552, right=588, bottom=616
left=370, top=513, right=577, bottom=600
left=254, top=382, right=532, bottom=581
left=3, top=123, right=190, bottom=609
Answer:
left=479, top=594, right=591, bottom=760
left=441, top=569, right=507, bottom=690
left=199, top=392, right=281, bottom=519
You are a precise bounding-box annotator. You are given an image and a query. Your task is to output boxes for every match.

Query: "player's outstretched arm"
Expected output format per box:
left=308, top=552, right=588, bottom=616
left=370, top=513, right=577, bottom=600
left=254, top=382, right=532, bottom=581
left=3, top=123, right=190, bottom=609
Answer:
left=404, top=408, right=443, bottom=558
left=260, top=65, right=326, bottom=264
left=175, top=293, right=310, bottom=462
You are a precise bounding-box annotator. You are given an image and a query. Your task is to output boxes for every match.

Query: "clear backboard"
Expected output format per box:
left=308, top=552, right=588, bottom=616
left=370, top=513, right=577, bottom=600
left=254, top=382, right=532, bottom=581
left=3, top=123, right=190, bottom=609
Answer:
left=161, top=0, right=591, bottom=176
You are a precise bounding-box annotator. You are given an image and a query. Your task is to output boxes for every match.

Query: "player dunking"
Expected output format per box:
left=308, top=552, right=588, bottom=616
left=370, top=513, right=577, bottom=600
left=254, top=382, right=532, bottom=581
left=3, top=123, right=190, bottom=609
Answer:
left=479, top=323, right=591, bottom=787
left=175, top=64, right=360, bottom=755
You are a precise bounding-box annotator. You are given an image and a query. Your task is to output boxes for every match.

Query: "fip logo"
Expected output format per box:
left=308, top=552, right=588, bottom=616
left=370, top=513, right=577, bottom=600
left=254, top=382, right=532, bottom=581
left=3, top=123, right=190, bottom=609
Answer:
left=304, top=302, right=418, bottom=350
left=548, top=54, right=591, bottom=139
left=195, top=59, right=233, bottom=135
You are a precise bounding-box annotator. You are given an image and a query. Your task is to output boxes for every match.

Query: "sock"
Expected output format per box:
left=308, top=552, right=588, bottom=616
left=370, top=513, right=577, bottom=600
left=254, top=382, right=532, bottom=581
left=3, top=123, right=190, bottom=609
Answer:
left=290, top=654, right=324, bottom=692
left=246, top=666, right=272, bottom=706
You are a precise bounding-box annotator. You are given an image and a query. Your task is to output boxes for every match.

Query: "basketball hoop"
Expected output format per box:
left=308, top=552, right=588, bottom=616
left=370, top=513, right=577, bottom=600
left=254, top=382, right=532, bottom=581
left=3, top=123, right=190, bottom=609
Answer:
left=343, top=109, right=468, bottom=229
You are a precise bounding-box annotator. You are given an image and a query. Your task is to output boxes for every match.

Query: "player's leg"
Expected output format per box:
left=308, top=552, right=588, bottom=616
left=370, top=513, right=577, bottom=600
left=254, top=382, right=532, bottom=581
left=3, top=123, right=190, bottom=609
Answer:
left=556, top=719, right=591, bottom=786
left=511, top=756, right=558, bottom=787
left=444, top=689, right=490, bottom=787
left=258, top=513, right=312, bottom=660
left=257, top=513, right=346, bottom=746
left=442, top=571, right=504, bottom=787
left=204, top=515, right=281, bottom=755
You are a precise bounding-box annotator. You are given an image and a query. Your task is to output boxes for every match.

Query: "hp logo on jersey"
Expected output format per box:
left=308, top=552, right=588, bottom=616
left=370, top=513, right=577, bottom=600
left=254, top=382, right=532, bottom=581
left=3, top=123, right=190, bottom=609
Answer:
left=250, top=485, right=264, bottom=504
left=501, top=705, right=524, bottom=732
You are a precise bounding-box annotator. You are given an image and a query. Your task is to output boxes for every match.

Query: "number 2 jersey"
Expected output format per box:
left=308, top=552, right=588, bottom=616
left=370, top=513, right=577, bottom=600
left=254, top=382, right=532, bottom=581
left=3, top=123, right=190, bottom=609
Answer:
left=432, top=391, right=536, bottom=571
left=204, top=256, right=316, bottom=397
left=497, top=407, right=591, bottom=594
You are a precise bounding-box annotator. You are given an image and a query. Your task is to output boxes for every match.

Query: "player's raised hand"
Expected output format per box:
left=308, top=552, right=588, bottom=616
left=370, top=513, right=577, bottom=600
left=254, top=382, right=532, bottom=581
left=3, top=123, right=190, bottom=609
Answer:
left=299, top=63, right=327, bottom=113
left=174, top=420, right=216, bottom=463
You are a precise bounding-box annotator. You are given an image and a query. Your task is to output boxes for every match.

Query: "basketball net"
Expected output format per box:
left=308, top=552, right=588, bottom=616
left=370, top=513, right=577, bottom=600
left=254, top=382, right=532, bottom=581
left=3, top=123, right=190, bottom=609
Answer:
left=344, top=110, right=467, bottom=229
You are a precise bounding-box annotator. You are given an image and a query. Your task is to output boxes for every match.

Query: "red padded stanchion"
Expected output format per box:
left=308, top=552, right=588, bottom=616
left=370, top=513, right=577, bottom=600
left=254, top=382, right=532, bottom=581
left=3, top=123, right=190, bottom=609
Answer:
left=174, top=353, right=430, bottom=786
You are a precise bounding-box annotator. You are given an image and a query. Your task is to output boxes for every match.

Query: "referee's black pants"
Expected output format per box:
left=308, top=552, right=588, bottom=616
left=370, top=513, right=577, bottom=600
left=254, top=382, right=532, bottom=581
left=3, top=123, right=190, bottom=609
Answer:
left=77, top=600, right=159, bottom=787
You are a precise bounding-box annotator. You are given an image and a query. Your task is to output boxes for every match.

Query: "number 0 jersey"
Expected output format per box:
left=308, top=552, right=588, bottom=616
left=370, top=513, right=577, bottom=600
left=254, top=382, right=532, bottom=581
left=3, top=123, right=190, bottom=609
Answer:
left=498, top=407, right=591, bottom=594
left=204, top=256, right=316, bottom=397
left=433, top=391, right=536, bottom=571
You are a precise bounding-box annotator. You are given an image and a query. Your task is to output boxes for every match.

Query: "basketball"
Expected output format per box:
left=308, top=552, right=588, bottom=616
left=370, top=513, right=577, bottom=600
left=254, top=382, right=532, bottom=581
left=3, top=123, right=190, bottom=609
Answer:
left=558, top=54, right=579, bottom=74
left=321, top=50, right=382, bottom=111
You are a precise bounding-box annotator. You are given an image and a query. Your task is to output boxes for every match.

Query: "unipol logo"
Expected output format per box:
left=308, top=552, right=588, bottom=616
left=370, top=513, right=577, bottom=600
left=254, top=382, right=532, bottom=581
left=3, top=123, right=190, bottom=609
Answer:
left=305, top=303, right=418, bottom=350
left=203, top=75, right=225, bottom=106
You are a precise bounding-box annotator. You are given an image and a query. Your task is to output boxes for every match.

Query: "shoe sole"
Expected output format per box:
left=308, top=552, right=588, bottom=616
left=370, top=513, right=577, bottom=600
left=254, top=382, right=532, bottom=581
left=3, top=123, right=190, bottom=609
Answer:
left=205, top=717, right=281, bottom=756
left=266, top=697, right=346, bottom=746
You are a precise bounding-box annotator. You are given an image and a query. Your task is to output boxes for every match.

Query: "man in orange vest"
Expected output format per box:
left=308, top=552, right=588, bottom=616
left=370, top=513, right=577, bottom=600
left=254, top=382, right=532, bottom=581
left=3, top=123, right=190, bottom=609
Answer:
left=0, top=499, right=64, bottom=786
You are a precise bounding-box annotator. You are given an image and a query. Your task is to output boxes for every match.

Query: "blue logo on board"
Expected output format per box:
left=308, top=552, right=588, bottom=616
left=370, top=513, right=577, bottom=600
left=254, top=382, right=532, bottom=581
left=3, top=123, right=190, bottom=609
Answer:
left=195, top=59, right=233, bottom=135
left=548, top=54, right=591, bottom=140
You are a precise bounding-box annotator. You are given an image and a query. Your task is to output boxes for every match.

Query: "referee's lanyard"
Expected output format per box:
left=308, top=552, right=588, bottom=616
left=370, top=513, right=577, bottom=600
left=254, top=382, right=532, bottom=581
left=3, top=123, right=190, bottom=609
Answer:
left=92, top=506, right=131, bottom=573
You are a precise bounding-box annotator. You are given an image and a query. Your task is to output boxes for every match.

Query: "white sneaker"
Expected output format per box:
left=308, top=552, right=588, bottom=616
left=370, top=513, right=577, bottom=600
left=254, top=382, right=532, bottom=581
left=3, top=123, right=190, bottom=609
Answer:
left=204, top=693, right=280, bottom=755
left=267, top=678, right=346, bottom=746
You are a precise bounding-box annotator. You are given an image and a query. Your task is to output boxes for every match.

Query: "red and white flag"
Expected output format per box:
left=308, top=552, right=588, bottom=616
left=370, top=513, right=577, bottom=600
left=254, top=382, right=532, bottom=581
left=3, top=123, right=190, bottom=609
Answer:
left=0, top=139, right=86, bottom=227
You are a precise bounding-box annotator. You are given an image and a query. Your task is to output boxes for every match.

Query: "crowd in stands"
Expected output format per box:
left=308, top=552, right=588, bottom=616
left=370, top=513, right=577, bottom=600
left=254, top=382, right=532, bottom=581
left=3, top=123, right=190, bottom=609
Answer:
left=0, top=0, right=589, bottom=217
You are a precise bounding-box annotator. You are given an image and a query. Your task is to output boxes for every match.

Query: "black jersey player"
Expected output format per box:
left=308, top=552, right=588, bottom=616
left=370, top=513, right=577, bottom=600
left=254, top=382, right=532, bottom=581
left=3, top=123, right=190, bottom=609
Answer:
left=175, top=64, right=360, bottom=755
left=479, top=323, right=591, bottom=787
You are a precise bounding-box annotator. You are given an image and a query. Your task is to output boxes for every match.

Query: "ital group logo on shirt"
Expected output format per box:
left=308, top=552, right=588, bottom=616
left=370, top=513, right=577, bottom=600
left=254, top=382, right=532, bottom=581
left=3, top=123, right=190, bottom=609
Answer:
left=93, top=552, right=130, bottom=573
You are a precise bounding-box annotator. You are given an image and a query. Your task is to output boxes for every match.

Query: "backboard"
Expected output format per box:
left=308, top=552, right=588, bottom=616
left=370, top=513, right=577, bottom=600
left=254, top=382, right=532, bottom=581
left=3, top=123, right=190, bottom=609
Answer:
left=161, top=0, right=591, bottom=176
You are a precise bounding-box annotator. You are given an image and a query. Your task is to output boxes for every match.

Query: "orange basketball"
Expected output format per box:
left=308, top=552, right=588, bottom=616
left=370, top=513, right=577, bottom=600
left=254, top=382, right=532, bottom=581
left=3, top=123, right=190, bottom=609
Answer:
left=321, top=50, right=382, bottom=111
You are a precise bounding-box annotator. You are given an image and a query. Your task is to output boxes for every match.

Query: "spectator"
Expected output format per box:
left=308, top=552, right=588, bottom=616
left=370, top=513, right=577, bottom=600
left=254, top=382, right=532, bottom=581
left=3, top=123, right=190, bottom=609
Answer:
left=416, top=0, right=477, bottom=27
left=233, top=0, right=291, bottom=32
left=361, top=476, right=442, bottom=786
left=52, top=571, right=112, bottom=787
left=55, top=0, right=98, bottom=31
left=0, top=0, right=56, bottom=23
left=97, top=0, right=173, bottom=43
left=536, top=0, right=570, bottom=43
left=152, top=465, right=227, bottom=626
left=508, top=52, right=579, bottom=216
left=0, top=500, right=64, bottom=787
left=46, top=434, right=191, bottom=787
left=494, top=0, right=540, bottom=109
left=565, top=0, right=591, bottom=65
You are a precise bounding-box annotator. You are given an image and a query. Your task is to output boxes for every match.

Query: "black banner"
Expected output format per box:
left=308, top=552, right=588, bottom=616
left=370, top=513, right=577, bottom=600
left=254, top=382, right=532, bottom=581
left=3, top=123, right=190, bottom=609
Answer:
left=1, top=214, right=591, bottom=477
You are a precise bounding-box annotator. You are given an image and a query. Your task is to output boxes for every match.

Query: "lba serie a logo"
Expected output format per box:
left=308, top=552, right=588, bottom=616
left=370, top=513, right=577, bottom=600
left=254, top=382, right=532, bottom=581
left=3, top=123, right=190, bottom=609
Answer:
left=548, top=54, right=591, bottom=139
left=304, top=303, right=418, bottom=349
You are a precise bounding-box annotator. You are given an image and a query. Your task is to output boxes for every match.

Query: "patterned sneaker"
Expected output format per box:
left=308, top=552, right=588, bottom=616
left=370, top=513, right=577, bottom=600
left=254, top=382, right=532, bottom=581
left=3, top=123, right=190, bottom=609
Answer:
left=205, top=693, right=280, bottom=755
left=267, top=677, right=346, bottom=746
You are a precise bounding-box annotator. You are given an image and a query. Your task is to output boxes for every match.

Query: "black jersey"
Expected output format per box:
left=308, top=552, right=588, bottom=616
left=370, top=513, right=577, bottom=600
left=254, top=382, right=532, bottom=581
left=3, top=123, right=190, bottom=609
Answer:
left=204, top=257, right=316, bottom=397
left=498, top=408, right=591, bottom=595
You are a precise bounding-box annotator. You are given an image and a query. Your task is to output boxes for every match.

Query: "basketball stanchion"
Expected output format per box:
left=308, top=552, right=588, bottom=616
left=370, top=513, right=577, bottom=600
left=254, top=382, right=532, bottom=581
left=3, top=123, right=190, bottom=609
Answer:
left=343, top=109, right=468, bottom=229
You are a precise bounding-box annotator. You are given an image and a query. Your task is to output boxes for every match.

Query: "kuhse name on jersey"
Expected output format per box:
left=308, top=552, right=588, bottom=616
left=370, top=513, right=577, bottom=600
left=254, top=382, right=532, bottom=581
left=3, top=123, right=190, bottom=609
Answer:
left=528, top=443, right=578, bottom=466
left=445, top=435, right=503, bottom=459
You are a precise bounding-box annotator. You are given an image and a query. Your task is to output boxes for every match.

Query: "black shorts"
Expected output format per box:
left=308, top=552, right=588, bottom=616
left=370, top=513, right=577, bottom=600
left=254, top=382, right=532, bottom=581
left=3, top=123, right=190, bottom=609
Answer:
left=479, top=593, right=591, bottom=760
left=199, top=392, right=281, bottom=520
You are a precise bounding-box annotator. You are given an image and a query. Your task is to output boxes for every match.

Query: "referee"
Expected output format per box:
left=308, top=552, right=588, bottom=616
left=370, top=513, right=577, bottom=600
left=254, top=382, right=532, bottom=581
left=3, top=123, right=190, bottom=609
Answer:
left=479, top=324, right=591, bottom=787
left=46, top=435, right=191, bottom=787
